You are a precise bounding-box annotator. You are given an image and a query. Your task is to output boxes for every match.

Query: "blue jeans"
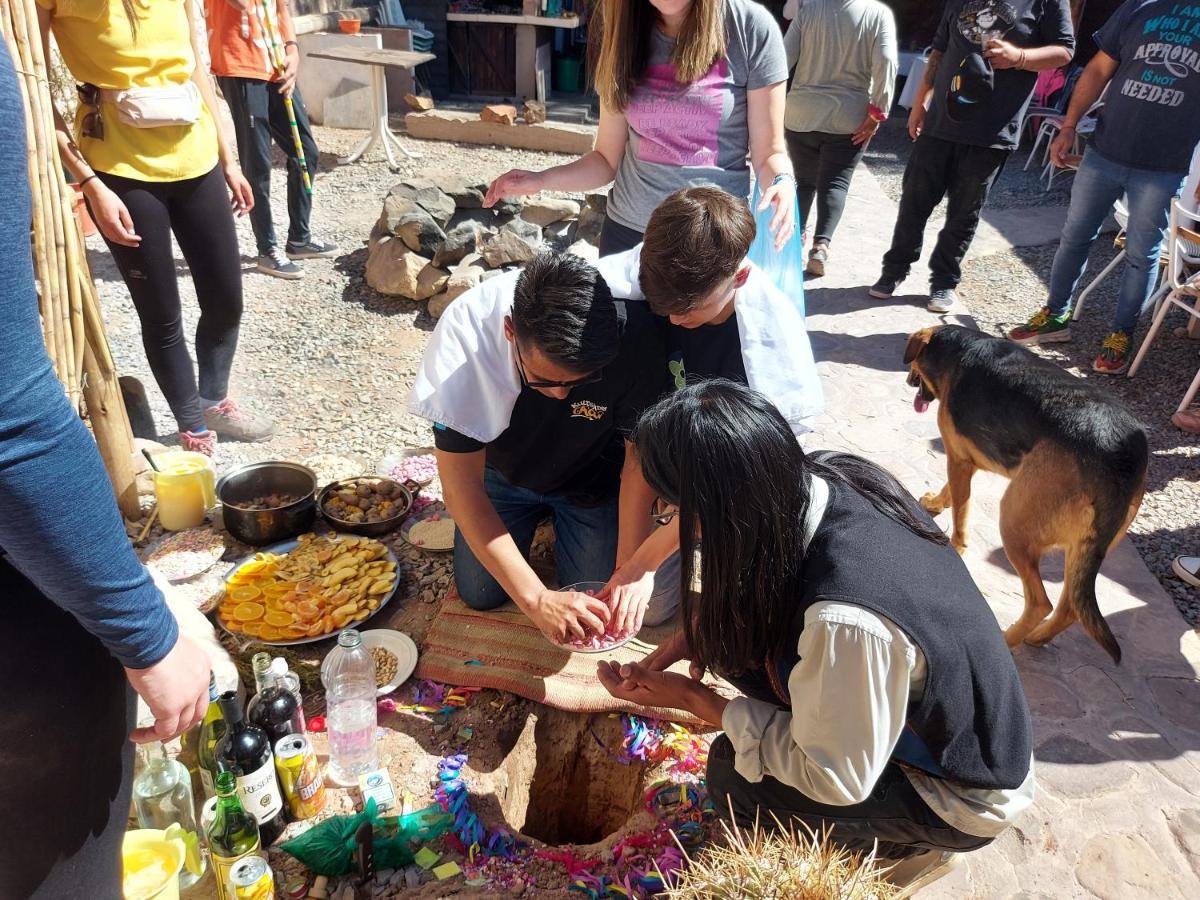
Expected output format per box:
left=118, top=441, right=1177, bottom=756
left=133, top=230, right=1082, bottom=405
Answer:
left=454, top=466, right=681, bottom=624
left=1047, top=149, right=1185, bottom=334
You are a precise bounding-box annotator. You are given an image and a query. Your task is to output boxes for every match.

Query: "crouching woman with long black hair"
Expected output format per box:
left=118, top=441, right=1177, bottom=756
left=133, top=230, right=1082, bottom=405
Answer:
left=598, top=380, right=1033, bottom=888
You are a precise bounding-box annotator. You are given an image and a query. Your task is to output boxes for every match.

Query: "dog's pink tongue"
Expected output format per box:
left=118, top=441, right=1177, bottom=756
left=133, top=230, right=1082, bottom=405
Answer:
left=913, top=390, right=930, bottom=414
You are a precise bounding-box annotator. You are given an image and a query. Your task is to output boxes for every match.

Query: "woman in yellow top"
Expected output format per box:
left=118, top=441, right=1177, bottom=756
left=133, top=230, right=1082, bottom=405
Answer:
left=39, top=0, right=275, bottom=453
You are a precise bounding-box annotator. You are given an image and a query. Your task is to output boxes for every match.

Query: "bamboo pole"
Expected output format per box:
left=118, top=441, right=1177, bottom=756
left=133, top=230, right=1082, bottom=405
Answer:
left=2, top=0, right=138, bottom=516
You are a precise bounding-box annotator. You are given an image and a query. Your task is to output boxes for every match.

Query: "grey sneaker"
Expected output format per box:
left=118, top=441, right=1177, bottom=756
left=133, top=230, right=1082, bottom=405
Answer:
left=928, top=288, right=958, bottom=313
left=806, top=243, right=828, bottom=277
left=257, top=248, right=303, bottom=280
left=868, top=276, right=898, bottom=299
left=202, top=398, right=276, bottom=443
left=286, top=238, right=339, bottom=260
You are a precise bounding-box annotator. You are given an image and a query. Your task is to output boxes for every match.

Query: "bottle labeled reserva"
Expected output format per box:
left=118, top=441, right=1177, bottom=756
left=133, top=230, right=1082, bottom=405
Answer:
left=216, top=691, right=284, bottom=847
left=191, top=672, right=226, bottom=798
left=207, top=771, right=263, bottom=900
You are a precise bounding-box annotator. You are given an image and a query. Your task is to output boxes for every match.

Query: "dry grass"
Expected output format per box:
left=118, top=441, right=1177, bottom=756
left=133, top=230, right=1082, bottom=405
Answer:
left=661, top=813, right=900, bottom=900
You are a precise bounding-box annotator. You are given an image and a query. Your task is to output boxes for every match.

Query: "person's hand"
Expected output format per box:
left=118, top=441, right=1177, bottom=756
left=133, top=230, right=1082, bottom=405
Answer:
left=1049, top=124, right=1076, bottom=168
left=597, top=660, right=727, bottom=723
left=851, top=113, right=880, bottom=146
left=279, top=51, right=299, bottom=98
left=983, top=39, right=1023, bottom=70
left=125, top=635, right=211, bottom=744
left=756, top=176, right=796, bottom=251
left=224, top=163, right=254, bottom=216
left=907, top=102, right=926, bottom=141
left=83, top=180, right=141, bottom=247
left=484, top=169, right=543, bottom=208
left=640, top=628, right=706, bottom=682
left=598, top=563, right=655, bottom=639
left=529, top=587, right=611, bottom=642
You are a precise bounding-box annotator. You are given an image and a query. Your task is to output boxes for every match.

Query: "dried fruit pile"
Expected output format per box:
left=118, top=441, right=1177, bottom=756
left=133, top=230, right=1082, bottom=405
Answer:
left=218, top=534, right=397, bottom=641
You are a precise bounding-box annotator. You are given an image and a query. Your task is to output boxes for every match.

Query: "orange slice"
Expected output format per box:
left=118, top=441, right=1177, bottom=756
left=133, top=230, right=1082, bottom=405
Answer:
left=279, top=626, right=307, bottom=639
left=264, top=610, right=293, bottom=627
left=230, top=586, right=262, bottom=603
left=239, top=621, right=264, bottom=637
left=232, top=601, right=265, bottom=622
left=258, top=626, right=283, bottom=642
left=296, top=601, right=321, bottom=621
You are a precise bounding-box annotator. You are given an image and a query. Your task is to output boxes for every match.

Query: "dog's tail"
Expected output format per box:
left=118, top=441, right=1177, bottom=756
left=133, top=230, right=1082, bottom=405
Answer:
left=1068, top=542, right=1122, bottom=665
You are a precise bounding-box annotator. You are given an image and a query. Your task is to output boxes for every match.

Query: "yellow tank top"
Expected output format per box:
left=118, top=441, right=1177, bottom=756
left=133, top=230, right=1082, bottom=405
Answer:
left=39, top=0, right=219, bottom=182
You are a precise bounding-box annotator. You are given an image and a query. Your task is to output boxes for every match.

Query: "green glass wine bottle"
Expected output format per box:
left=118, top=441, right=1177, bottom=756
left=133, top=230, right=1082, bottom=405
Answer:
left=207, top=771, right=262, bottom=900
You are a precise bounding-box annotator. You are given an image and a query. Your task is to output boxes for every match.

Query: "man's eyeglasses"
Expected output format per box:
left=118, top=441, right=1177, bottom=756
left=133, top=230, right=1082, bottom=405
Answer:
left=651, top=498, right=679, bottom=527
left=77, top=83, right=104, bottom=140
left=512, top=333, right=603, bottom=390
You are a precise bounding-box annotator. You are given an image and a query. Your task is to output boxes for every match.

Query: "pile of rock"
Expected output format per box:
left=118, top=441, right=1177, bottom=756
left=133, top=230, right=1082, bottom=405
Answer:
left=365, top=171, right=607, bottom=319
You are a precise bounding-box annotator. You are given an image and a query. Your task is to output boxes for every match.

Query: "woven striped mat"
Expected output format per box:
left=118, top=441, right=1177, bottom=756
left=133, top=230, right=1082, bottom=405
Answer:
left=415, top=589, right=714, bottom=725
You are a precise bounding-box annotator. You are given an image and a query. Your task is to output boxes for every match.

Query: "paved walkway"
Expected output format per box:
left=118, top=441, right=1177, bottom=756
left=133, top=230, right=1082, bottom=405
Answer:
left=807, top=166, right=1200, bottom=898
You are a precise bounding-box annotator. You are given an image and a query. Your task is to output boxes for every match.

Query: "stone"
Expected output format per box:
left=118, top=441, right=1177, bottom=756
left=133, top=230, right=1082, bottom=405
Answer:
left=1033, top=733, right=1135, bottom=799
left=364, top=237, right=429, bottom=300
left=1165, top=808, right=1200, bottom=877
left=585, top=192, right=608, bottom=213
left=427, top=259, right=485, bottom=319
left=480, top=268, right=505, bottom=282
left=523, top=99, right=546, bottom=124
left=1147, top=675, right=1200, bottom=735
left=480, top=104, right=518, bottom=126
left=521, top=197, right=581, bottom=228
left=572, top=201, right=606, bottom=246
left=388, top=179, right=456, bottom=227
left=432, top=219, right=487, bottom=268
left=566, top=239, right=599, bottom=262
left=479, top=219, right=542, bottom=267
left=415, top=262, right=450, bottom=301
left=404, top=110, right=595, bottom=155
left=404, top=93, right=434, bottom=111
left=1075, top=832, right=1184, bottom=900
left=378, top=195, right=446, bottom=256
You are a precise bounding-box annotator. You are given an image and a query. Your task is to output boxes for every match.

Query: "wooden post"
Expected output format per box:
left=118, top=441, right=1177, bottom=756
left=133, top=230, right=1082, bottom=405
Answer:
left=83, top=340, right=139, bottom=518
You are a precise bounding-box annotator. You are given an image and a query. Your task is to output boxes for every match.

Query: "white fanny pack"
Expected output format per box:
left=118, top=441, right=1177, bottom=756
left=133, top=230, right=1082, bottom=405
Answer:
left=98, top=81, right=201, bottom=128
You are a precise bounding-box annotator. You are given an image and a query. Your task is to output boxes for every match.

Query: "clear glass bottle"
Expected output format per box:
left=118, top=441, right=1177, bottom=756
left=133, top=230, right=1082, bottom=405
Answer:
left=322, top=629, right=379, bottom=784
left=272, top=657, right=307, bottom=733
left=184, top=671, right=226, bottom=798
left=133, top=741, right=207, bottom=889
left=247, top=665, right=303, bottom=746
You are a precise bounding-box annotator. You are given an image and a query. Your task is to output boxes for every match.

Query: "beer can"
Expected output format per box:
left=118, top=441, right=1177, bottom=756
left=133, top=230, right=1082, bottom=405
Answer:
left=228, top=855, right=274, bottom=900
left=274, top=734, right=326, bottom=819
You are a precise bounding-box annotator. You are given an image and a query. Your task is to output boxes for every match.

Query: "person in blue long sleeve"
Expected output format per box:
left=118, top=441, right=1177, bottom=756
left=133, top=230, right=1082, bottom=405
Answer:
left=0, top=41, right=210, bottom=900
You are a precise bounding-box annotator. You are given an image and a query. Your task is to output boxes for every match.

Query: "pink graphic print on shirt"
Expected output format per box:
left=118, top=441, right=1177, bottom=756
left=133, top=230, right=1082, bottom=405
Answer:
left=626, top=58, right=729, bottom=167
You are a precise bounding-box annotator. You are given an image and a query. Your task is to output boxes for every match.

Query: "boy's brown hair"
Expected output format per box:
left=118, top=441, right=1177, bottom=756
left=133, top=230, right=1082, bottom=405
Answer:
left=639, top=186, right=757, bottom=317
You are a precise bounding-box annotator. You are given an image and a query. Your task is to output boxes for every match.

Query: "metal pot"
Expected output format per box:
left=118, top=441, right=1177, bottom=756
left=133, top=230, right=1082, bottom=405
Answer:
left=216, top=461, right=317, bottom=546
left=318, top=476, right=419, bottom=536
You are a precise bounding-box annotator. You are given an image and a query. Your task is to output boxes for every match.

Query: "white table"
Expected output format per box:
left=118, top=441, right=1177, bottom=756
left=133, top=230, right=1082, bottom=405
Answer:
left=307, top=46, right=436, bottom=167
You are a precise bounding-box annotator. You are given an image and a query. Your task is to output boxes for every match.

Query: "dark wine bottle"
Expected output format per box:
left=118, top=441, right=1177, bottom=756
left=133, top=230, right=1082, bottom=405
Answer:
left=215, top=691, right=284, bottom=847
left=247, top=662, right=303, bottom=746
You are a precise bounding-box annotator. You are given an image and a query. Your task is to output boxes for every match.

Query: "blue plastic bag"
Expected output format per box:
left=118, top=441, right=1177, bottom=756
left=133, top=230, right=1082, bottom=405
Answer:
left=747, top=183, right=806, bottom=316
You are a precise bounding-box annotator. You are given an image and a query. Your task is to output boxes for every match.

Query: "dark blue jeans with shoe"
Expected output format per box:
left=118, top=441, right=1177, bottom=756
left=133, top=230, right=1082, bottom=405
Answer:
left=454, top=466, right=681, bottom=623
left=1046, top=149, right=1185, bottom=335
left=219, top=76, right=320, bottom=256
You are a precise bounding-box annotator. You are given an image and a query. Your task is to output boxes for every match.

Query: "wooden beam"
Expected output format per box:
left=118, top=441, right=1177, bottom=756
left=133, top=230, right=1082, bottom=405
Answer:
left=404, top=110, right=594, bottom=154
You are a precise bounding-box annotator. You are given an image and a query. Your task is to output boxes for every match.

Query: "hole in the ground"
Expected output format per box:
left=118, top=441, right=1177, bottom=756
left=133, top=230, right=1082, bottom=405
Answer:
left=497, top=708, right=646, bottom=846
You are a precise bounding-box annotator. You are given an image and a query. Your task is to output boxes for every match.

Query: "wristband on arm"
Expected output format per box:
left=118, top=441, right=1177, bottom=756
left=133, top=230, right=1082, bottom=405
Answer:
left=868, top=104, right=887, bottom=123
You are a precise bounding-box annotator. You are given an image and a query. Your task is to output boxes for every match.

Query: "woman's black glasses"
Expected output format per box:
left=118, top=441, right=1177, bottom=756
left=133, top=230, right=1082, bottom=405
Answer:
left=77, top=83, right=104, bottom=140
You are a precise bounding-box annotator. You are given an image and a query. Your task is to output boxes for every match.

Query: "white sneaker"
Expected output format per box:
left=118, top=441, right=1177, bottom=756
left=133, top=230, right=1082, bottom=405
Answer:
left=927, top=288, right=958, bottom=313
left=1173, top=555, right=1200, bottom=588
left=884, top=849, right=962, bottom=895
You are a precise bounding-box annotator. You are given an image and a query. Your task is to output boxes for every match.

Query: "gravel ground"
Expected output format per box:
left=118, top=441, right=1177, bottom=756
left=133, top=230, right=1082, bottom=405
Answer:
left=958, top=241, right=1200, bottom=626
left=88, top=125, right=581, bottom=474
left=863, top=117, right=1077, bottom=210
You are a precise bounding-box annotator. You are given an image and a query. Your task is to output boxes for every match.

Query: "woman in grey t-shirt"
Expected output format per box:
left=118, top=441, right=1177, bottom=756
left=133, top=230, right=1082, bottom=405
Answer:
left=484, top=0, right=795, bottom=257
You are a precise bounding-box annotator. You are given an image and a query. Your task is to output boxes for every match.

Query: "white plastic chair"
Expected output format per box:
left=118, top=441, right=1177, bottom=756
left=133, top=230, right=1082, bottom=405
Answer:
left=1127, top=200, right=1200, bottom=403
left=1025, top=95, right=1104, bottom=174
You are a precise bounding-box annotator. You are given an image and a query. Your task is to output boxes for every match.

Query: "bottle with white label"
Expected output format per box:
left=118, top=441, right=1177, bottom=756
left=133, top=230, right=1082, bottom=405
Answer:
left=216, top=690, right=284, bottom=847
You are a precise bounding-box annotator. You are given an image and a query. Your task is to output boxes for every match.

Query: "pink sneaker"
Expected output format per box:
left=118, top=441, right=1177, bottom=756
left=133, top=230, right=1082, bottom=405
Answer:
left=180, top=429, right=217, bottom=456
left=202, top=397, right=276, bottom=442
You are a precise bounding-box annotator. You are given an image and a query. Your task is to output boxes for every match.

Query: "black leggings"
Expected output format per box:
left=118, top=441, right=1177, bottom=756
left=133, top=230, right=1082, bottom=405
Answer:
left=706, top=734, right=993, bottom=861
left=598, top=216, right=644, bottom=257
left=786, top=129, right=866, bottom=247
left=95, top=165, right=243, bottom=433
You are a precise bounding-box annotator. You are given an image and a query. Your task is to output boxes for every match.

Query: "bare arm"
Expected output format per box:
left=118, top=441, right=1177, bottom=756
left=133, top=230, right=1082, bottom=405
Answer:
left=906, top=49, right=942, bottom=140
left=984, top=40, right=1073, bottom=72
left=437, top=448, right=610, bottom=640
left=747, top=81, right=795, bottom=249
left=484, top=104, right=629, bottom=206
left=616, top=441, right=655, bottom=568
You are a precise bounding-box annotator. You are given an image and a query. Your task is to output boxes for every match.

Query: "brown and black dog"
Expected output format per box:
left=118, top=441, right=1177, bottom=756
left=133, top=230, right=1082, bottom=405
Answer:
left=904, top=325, right=1147, bottom=664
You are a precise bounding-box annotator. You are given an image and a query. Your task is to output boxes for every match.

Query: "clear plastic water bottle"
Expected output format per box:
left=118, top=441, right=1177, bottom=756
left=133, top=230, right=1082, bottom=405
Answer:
left=322, top=629, right=378, bottom=784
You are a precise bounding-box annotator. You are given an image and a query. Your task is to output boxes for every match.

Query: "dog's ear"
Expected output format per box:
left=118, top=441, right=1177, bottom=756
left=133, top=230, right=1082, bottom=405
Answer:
left=903, top=328, right=935, bottom=365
